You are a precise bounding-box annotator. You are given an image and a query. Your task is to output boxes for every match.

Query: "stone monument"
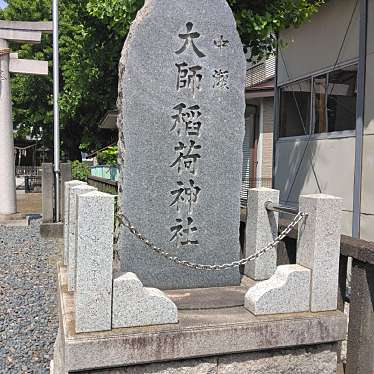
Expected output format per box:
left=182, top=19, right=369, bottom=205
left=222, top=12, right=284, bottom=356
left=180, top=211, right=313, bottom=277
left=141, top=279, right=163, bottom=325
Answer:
left=50, top=2, right=347, bottom=373
left=0, top=21, right=52, bottom=216
left=117, top=0, right=246, bottom=289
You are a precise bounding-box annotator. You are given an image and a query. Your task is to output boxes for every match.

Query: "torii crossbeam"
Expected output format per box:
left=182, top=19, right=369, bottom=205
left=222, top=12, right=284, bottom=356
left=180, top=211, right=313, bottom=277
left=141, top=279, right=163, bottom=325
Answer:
left=0, top=20, right=52, bottom=216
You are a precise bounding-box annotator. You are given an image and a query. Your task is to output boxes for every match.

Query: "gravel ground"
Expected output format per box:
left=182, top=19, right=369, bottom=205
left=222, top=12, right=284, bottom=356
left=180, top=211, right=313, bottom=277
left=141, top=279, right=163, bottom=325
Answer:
left=0, top=220, right=60, bottom=373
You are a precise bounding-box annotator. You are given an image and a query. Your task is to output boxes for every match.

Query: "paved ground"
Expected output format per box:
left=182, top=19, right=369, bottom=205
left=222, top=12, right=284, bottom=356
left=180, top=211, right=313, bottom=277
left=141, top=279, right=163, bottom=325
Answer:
left=0, top=220, right=59, bottom=373
left=16, top=192, right=42, bottom=215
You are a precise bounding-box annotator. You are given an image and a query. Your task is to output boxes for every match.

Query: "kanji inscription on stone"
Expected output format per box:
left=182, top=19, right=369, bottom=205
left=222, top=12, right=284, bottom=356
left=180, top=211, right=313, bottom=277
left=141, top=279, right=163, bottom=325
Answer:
left=118, top=0, right=246, bottom=289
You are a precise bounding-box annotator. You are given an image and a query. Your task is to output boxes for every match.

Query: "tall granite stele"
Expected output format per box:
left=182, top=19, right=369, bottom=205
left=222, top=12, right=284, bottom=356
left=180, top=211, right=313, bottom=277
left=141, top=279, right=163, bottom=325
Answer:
left=117, top=0, right=246, bottom=289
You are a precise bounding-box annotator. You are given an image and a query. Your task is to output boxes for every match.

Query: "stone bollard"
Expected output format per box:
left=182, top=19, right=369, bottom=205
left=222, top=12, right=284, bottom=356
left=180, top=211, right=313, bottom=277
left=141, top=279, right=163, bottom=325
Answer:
left=42, top=163, right=54, bottom=223
left=60, top=163, right=72, bottom=220
left=63, top=181, right=86, bottom=267
left=297, top=194, right=343, bottom=312
left=75, top=191, right=115, bottom=333
left=67, top=184, right=97, bottom=292
left=244, top=188, right=279, bottom=280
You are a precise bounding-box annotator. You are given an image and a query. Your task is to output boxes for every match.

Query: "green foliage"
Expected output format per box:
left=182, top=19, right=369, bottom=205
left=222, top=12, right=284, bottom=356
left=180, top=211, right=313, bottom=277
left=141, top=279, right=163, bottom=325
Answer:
left=0, top=0, right=325, bottom=161
left=86, top=0, right=325, bottom=62
left=232, top=0, right=326, bottom=62
left=71, top=160, right=91, bottom=181
left=97, top=146, right=118, bottom=166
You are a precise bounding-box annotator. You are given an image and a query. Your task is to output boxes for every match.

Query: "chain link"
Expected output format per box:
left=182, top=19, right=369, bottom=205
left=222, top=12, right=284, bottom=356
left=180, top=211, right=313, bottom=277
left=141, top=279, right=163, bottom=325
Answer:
left=116, top=212, right=305, bottom=271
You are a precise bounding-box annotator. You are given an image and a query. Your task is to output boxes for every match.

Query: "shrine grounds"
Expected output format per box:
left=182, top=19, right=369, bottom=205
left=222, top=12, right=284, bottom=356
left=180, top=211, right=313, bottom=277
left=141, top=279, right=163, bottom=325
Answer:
left=0, top=220, right=59, bottom=373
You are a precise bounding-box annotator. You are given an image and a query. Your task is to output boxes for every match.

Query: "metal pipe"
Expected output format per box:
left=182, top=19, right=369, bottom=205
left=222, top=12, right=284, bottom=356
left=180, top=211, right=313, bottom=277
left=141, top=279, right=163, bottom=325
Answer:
left=265, top=201, right=300, bottom=216
left=272, top=34, right=280, bottom=188
left=53, top=0, right=61, bottom=222
left=352, top=0, right=367, bottom=239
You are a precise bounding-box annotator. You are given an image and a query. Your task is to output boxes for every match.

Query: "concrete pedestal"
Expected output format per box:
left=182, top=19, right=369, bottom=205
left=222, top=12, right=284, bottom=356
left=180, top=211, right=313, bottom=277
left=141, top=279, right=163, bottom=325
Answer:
left=52, top=266, right=346, bottom=374
left=0, top=39, right=17, bottom=215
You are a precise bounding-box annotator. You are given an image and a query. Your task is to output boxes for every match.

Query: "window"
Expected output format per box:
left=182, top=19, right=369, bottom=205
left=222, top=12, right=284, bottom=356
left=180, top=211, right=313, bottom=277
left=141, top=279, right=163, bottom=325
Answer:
left=326, top=66, right=357, bottom=132
left=279, top=80, right=311, bottom=137
left=279, top=64, right=357, bottom=138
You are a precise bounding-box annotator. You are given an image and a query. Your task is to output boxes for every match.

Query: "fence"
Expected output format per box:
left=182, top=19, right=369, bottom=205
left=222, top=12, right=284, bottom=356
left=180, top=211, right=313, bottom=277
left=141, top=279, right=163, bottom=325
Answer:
left=16, top=166, right=41, bottom=177
left=90, top=166, right=118, bottom=182
left=87, top=175, right=118, bottom=195
left=339, top=236, right=374, bottom=374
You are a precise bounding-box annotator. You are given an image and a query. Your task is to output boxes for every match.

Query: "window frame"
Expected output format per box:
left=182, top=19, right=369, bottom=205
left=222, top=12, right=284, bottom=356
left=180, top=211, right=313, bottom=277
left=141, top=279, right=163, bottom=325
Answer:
left=277, top=59, right=358, bottom=140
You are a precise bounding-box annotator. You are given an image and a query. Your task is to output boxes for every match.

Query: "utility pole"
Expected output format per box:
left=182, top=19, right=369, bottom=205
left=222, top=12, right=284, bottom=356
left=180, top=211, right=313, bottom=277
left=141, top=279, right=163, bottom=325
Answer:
left=53, top=0, right=61, bottom=222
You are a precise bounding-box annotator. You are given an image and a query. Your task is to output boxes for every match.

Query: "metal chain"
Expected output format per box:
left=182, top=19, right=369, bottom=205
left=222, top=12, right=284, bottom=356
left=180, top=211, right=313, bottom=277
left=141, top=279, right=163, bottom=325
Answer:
left=116, top=211, right=306, bottom=271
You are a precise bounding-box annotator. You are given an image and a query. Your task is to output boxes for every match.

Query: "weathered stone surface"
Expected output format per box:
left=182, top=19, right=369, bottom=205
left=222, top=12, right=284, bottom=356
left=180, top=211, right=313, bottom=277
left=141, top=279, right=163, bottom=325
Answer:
left=75, top=191, right=115, bottom=333
left=297, top=194, right=343, bottom=312
left=83, top=359, right=218, bottom=373
left=63, top=180, right=85, bottom=266
left=217, top=345, right=338, bottom=374
left=112, top=272, right=178, bottom=328
left=53, top=266, right=347, bottom=372
left=60, top=163, right=72, bottom=221
left=68, top=184, right=96, bottom=291
left=117, top=0, right=246, bottom=289
left=42, top=163, right=54, bottom=223
left=244, top=188, right=279, bottom=280
left=346, top=260, right=374, bottom=374
left=244, top=264, right=311, bottom=315
left=53, top=346, right=338, bottom=374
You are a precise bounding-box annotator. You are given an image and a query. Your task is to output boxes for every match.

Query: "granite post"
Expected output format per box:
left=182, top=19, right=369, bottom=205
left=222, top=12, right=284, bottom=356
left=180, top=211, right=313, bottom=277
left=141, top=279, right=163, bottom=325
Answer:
left=244, top=188, right=279, bottom=280
left=297, top=194, right=343, bottom=312
left=75, top=191, right=114, bottom=333
left=42, top=163, right=54, bottom=223
left=117, top=0, right=246, bottom=289
left=63, top=180, right=85, bottom=266
left=68, top=184, right=97, bottom=291
left=60, top=163, right=72, bottom=221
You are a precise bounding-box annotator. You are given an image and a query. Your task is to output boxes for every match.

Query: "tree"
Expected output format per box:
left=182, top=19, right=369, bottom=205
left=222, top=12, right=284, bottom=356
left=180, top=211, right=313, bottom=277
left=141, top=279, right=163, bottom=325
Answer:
left=0, top=0, right=325, bottom=161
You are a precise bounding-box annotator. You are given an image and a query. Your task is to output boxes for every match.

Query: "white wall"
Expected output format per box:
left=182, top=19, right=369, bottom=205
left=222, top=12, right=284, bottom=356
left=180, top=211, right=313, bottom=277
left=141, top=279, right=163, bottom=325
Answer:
left=274, top=0, right=366, bottom=238
left=274, top=136, right=356, bottom=236
left=361, top=0, right=374, bottom=240
left=278, top=0, right=359, bottom=85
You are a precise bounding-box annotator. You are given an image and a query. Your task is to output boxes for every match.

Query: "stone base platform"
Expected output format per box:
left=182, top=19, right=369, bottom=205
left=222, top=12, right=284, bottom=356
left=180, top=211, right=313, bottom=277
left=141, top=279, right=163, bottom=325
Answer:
left=40, top=222, right=64, bottom=239
left=0, top=212, right=30, bottom=226
left=52, top=266, right=347, bottom=374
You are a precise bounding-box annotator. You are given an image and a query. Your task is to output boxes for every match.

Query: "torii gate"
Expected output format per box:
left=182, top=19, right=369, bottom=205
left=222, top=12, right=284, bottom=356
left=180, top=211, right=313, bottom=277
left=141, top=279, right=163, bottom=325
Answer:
left=0, top=20, right=52, bottom=216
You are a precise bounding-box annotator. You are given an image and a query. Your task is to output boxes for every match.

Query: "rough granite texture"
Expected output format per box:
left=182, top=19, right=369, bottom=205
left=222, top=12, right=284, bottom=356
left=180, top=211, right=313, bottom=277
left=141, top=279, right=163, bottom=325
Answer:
left=63, top=180, right=85, bottom=266
left=67, top=184, right=97, bottom=292
left=297, top=194, right=343, bottom=312
left=75, top=191, right=115, bottom=333
left=42, top=163, right=54, bottom=223
left=245, top=264, right=311, bottom=315
left=60, top=344, right=337, bottom=374
left=244, top=188, right=279, bottom=280
left=117, top=0, right=246, bottom=289
left=112, top=272, right=178, bottom=328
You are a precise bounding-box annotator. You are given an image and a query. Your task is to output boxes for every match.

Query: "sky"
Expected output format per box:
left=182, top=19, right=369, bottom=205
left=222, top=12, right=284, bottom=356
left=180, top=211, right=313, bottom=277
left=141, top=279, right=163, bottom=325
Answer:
left=0, top=0, right=7, bottom=9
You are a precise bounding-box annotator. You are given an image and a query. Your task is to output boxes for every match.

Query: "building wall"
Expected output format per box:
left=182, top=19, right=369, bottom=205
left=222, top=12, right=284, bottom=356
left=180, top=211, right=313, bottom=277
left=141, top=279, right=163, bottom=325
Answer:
left=261, top=97, right=273, bottom=179
left=360, top=0, right=374, bottom=240
left=278, top=0, right=359, bottom=86
left=274, top=136, right=355, bottom=236
left=275, top=0, right=374, bottom=240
